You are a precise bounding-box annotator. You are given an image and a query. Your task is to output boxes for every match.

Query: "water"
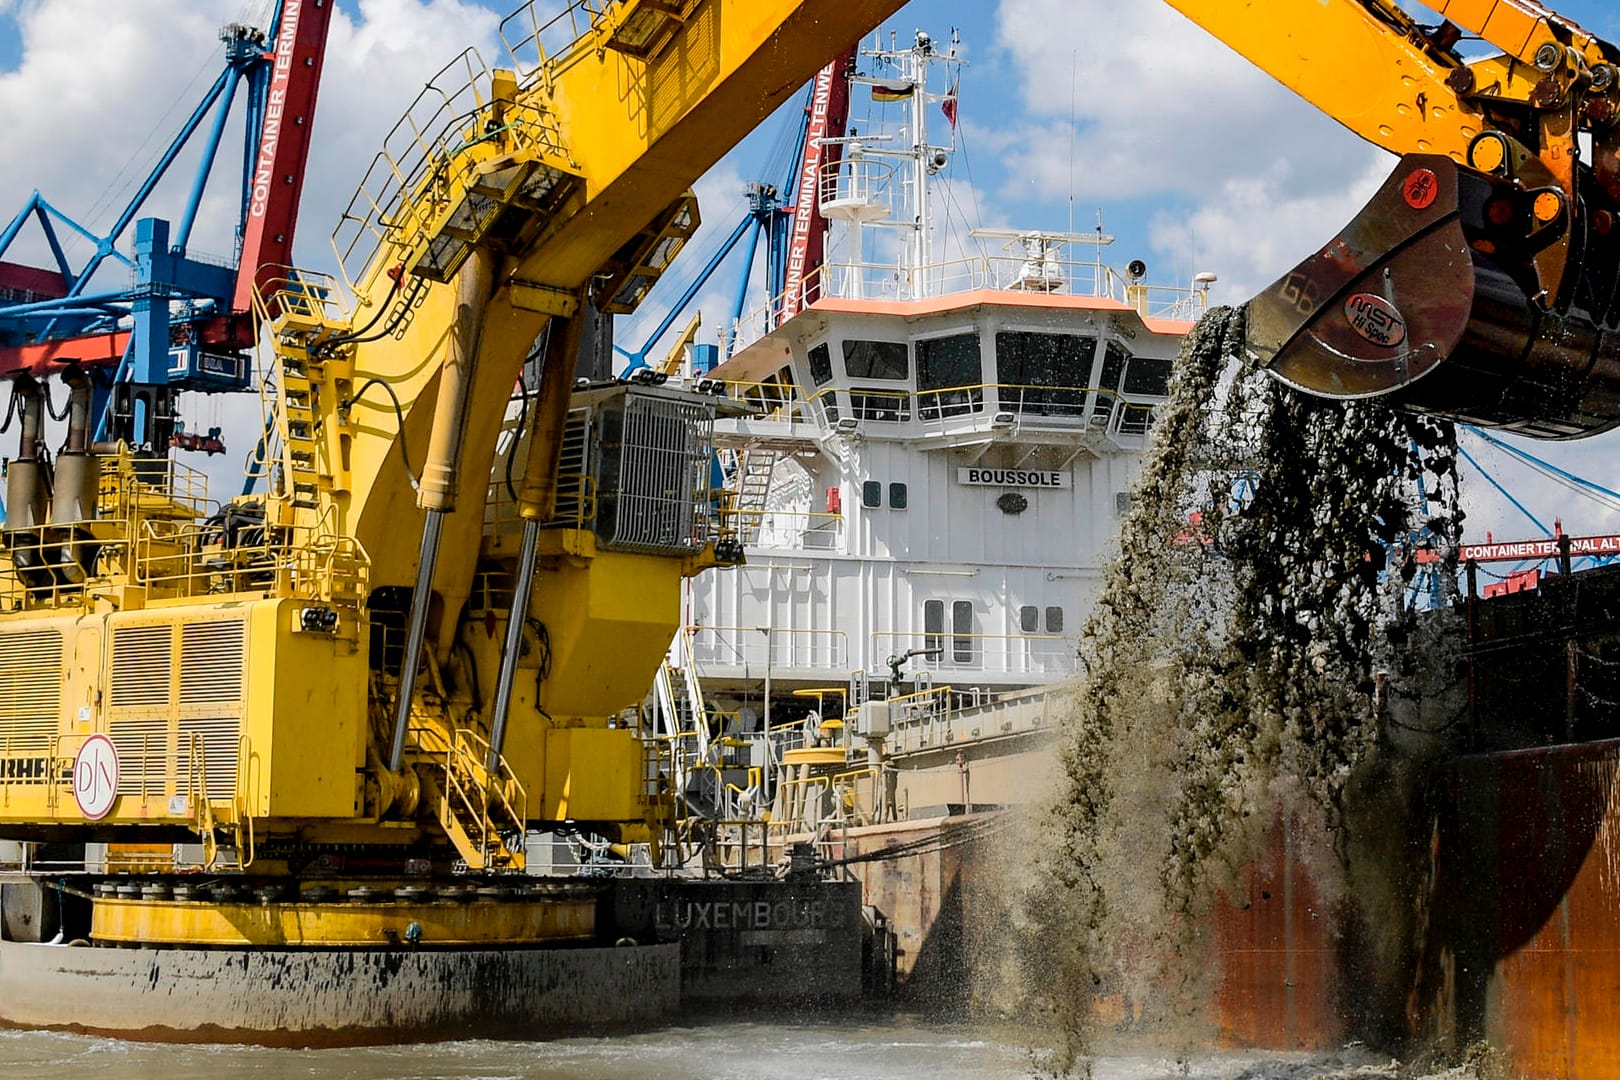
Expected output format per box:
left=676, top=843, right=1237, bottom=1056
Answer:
left=0, top=1020, right=1418, bottom=1079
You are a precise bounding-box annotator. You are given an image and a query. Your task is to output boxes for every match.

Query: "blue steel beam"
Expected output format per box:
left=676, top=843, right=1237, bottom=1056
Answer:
left=726, top=216, right=765, bottom=338
left=176, top=69, right=245, bottom=254
left=618, top=213, right=756, bottom=373
left=58, top=66, right=239, bottom=305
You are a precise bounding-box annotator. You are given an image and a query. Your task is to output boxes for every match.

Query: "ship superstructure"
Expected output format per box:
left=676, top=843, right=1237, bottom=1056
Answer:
left=661, top=31, right=1213, bottom=831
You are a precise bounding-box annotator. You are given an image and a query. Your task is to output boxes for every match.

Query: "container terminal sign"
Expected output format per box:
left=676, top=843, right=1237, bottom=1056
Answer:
left=957, top=467, right=1070, bottom=489
left=1459, top=534, right=1620, bottom=563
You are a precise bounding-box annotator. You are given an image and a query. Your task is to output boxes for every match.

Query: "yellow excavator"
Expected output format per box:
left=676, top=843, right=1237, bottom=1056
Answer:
left=1164, top=0, right=1620, bottom=439
left=0, top=0, right=905, bottom=964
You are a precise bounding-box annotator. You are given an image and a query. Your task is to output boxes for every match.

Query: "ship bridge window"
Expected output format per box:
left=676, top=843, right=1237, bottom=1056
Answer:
left=1118, top=403, right=1156, bottom=436
left=1019, top=605, right=1039, bottom=633
left=744, top=367, right=797, bottom=415
left=807, top=342, right=834, bottom=386
left=1122, top=356, right=1172, bottom=398
left=843, top=339, right=909, bottom=381
left=862, top=480, right=883, bottom=508
left=1091, top=340, right=1132, bottom=430
left=1045, top=606, right=1064, bottom=634
left=917, top=331, right=984, bottom=419
left=995, top=331, right=1097, bottom=417
left=816, top=390, right=840, bottom=425
left=850, top=387, right=910, bottom=421
left=1099, top=340, right=1130, bottom=389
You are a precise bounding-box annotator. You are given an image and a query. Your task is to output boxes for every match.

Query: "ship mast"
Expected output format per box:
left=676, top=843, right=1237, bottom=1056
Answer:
left=842, top=28, right=962, bottom=301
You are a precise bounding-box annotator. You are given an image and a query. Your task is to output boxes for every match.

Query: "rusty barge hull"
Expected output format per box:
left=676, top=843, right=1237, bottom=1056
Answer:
left=839, top=745, right=1620, bottom=1078
left=0, top=939, right=680, bottom=1046
left=1221, top=736, right=1620, bottom=1079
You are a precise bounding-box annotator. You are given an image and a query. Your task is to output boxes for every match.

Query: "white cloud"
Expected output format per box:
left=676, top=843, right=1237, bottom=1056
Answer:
left=1145, top=151, right=1391, bottom=304
left=991, top=0, right=1374, bottom=207
left=980, top=0, right=1396, bottom=309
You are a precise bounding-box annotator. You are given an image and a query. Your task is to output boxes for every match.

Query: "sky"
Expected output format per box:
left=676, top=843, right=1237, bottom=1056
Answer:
left=3, top=0, right=1620, bottom=542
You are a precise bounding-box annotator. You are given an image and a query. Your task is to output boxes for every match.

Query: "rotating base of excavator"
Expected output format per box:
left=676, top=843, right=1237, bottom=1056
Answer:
left=86, top=879, right=595, bottom=947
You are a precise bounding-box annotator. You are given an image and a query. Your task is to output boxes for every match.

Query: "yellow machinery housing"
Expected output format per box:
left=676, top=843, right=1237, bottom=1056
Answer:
left=0, top=0, right=909, bottom=925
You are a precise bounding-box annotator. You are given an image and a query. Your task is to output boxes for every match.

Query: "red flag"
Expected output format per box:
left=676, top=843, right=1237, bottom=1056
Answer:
left=941, top=77, right=958, bottom=128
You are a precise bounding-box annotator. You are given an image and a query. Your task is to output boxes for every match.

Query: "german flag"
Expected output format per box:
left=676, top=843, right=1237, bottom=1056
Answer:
left=870, top=80, right=914, bottom=102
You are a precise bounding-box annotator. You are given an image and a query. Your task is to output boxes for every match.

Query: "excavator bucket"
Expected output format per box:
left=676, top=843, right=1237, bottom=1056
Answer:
left=1247, top=153, right=1620, bottom=440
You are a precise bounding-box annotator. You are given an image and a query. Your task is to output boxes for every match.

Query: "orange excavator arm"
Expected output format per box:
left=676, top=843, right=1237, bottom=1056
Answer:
left=1160, top=0, right=1620, bottom=439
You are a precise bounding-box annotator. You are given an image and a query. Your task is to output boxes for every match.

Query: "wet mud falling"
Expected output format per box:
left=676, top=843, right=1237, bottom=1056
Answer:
left=1022, top=306, right=1466, bottom=1075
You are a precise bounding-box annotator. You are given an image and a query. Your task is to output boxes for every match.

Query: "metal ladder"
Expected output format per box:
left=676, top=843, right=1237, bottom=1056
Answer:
left=732, top=449, right=776, bottom=544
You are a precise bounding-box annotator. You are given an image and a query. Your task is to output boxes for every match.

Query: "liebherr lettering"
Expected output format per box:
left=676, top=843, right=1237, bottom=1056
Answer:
left=249, top=0, right=302, bottom=219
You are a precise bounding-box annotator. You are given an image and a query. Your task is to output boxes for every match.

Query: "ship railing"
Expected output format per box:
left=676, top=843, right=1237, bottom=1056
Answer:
left=768, top=765, right=880, bottom=839
left=0, top=524, right=127, bottom=612
left=0, top=730, right=242, bottom=836
left=711, top=377, right=812, bottom=425
left=440, top=726, right=529, bottom=872
left=725, top=508, right=843, bottom=552
left=499, top=0, right=610, bottom=82
left=330, top=44, right=574, bottom=298
left=700, top=817, right=774, bottom=876
left=634, top=724, right=675, bottom=819
left=870, top=630, right=1081, bottom=679
left=818, top=157, right=897, bottom=220
left=232, top=732, right=257, bottom=870
left=710, top=378, right=1158, bottom=441
left=0, top=451, right=373, bottom=609
left=866, top=685, right=958, bottom=752
left=252, top=264, right=353, bottom=332
left=0, top=733, right=67, bottom=815
left=97, top=448, right=217, bottom=523
left=725, top=254, right=1210, bottom=355
left=685, top=624, right=848, bottom=672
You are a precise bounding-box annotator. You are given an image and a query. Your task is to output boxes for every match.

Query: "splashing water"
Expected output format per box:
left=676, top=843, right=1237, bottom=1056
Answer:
left=1023, top=306, right=1467, bottom=1075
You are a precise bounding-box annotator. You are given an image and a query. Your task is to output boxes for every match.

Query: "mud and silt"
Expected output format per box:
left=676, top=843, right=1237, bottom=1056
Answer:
left=1022, top=307, right=1469, bottom=1074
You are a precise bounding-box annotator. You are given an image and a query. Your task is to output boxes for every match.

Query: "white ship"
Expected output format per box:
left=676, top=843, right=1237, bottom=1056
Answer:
left=653, top=30, right=1213, bottom=860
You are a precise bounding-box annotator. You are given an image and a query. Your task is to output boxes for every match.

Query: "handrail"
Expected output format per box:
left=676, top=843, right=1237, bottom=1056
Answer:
left=713, top=377, right=1158, bottom=435
left=441, top=726, right=528, bottom=870
left=868, top=629, right=1081, bottom=675
left=685, top=624, right=848, bottom=670
left=772, top=763, right=880, bottom=832
left=725, top=252, right=1211, bottom=355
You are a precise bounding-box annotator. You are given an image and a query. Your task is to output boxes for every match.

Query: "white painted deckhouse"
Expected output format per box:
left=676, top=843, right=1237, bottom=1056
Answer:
left=661, top=28, right=1213, bottom=790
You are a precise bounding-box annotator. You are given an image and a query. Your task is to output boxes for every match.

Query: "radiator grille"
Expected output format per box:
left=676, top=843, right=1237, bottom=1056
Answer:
left=179, top=621, right=244, bottom=704
left=108, top=718, right=169, bottom=798
left=0, top=629, right=64, bottom=751
left=597, top=392, right=712, bottom=554
left=110, top=625, right=172, bottom=708
left=107, top=618, right=245, bottom=804
left=177, top=717, right=241, bottom=801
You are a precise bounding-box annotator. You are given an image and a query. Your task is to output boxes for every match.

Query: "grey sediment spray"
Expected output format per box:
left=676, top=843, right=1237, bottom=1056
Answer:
left=1013, top=306, right=1465, bottom=1075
